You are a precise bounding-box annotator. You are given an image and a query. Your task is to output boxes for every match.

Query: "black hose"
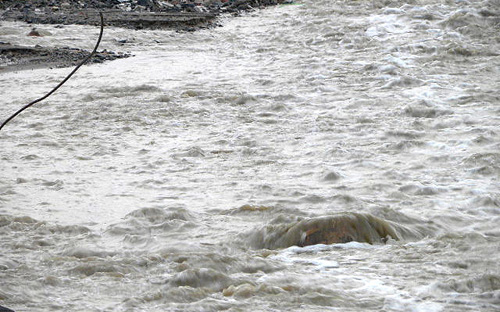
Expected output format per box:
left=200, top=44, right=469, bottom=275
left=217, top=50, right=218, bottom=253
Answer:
left=0, top=12, right=104, bottom=131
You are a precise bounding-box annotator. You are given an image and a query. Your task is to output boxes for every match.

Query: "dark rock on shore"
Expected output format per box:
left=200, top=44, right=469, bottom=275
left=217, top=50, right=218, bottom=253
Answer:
left=0, top=305, right=15, bottom=312
left=0, top=43, right=131, bottom=72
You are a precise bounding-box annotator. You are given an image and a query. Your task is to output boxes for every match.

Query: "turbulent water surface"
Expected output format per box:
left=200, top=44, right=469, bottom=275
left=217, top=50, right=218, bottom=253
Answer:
left=1, top=0, right=499, bottom=311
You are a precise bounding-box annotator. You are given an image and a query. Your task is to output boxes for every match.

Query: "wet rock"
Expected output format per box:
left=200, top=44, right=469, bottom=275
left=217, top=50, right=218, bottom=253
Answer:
left=248, top=213, right=424, bottom=249
left=27, top=28, right=42, bottom=36
left=295, top=214, right=400, bottom=246
left=0, top=306, right=15, bottom=312
left=322, top=171, right=341, bottom=182
left=0, top=43, right=131, bottom=72
left=169, top=268, right=232, bottom=291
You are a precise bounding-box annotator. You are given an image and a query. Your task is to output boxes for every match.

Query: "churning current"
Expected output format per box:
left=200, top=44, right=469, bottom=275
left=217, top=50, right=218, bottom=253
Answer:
left=1, top=0, right=499, bottom=311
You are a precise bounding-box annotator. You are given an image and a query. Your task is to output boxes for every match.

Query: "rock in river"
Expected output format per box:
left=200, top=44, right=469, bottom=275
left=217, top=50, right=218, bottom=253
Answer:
left=248, top=213, right=424, bottom=249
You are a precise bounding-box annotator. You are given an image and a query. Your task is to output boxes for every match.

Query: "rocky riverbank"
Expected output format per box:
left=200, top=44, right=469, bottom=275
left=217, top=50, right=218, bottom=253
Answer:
left=0, top=43, right=130, bottom=72
left=0, top=0, right=285, bottom=29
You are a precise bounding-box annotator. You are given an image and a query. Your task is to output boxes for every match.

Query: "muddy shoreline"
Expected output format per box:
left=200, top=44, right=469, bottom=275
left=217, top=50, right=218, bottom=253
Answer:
left=0, top=0, right=284, bottom=72
left=0, top=43, right=131, bottom=73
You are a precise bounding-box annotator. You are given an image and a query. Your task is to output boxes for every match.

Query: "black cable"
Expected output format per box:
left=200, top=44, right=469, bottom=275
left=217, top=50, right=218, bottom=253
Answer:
left=0, top=12, right=104, bottom=131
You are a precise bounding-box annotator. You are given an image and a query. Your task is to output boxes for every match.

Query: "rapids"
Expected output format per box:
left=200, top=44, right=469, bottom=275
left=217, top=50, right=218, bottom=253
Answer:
left=1, top=0, right=499, bottom=311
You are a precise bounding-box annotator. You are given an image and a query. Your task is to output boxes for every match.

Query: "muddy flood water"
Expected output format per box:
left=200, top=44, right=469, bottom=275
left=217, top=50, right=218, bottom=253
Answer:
left=1, top=0, right=499, bottom=311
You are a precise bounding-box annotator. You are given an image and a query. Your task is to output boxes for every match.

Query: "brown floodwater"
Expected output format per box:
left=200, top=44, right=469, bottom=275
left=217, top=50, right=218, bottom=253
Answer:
left=1, top=0, right=499, bottom=311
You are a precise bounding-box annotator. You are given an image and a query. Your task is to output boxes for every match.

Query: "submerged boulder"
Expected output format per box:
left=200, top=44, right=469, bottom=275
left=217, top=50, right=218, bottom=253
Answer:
left=294, top=214, right=400, bottom=246
left=248, top=213, right=423, bottom=249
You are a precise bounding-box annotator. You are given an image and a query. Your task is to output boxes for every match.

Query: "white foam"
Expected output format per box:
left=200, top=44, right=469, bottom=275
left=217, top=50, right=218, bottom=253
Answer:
left=383, top=294, right=444, bottom=312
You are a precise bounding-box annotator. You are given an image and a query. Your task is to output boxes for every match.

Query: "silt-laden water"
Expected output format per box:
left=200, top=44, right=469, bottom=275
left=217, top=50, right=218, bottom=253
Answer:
left=1, top=0, right=499, bottom=311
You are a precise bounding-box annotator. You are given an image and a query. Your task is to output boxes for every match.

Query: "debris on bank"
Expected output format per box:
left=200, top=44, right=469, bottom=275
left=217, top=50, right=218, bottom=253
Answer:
left=0, top=0, right=288, bottom=30
left=0, top=42, right=130, bottom=73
